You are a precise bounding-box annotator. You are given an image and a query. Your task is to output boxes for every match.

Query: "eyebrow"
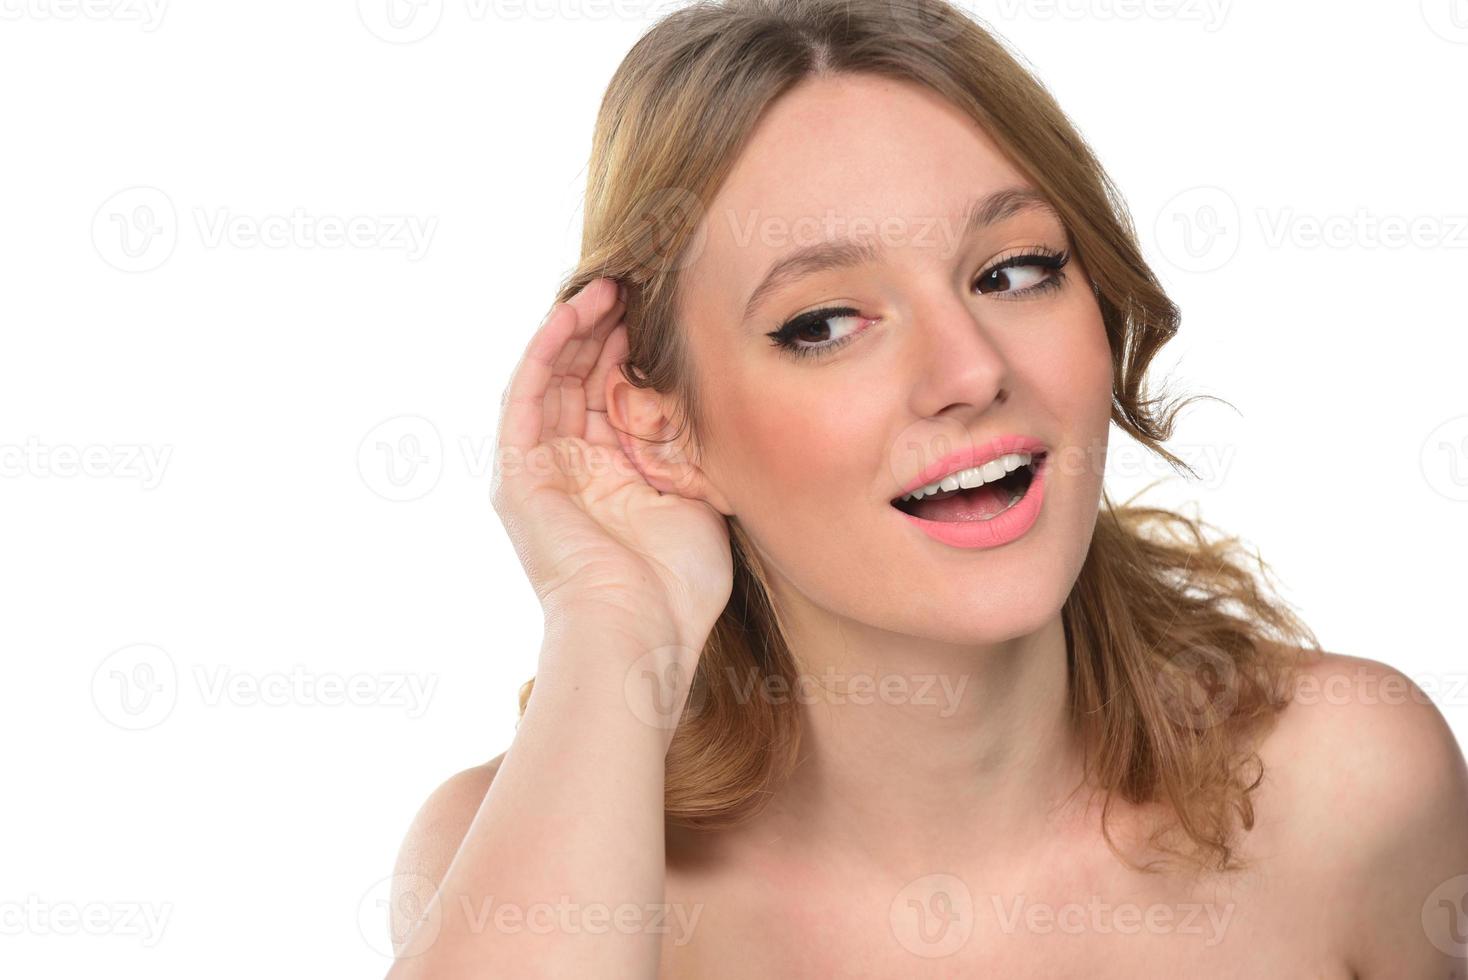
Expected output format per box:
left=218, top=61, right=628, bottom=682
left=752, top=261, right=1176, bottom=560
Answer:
left=739, top=187, right=1062, bottom=325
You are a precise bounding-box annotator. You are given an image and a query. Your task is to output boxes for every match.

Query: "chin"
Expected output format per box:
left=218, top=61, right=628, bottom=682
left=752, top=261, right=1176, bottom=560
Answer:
left=911, top=577, right=1070, bottom=647
left=887, top=506, right=1090, bottom=641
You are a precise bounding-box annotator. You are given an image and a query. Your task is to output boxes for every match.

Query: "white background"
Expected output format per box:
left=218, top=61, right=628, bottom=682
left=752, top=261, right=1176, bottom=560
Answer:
left=2, top=1, right=1466, bottom=976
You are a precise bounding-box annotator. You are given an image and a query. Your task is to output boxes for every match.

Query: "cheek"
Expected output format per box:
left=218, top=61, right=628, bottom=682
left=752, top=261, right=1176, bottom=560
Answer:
left=710, top=376, right=883, bottom=516
left=1032, top=292, right=1114, bottom=438
left=699, top=366, right=892, bottom=592
left=1056, top=307, right=1114, bottom=522
left=1075, top=314, right=1115, bottom=429
left=1063, top=274, right=1116, bottom=422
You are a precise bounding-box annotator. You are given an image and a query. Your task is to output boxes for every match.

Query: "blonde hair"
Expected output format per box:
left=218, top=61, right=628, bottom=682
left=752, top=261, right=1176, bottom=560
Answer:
left=519, top=0, right=1319, bottom=875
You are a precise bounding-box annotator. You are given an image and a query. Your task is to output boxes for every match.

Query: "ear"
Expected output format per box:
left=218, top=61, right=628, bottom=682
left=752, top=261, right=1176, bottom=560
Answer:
left=606, top=364, right=733, bottom=517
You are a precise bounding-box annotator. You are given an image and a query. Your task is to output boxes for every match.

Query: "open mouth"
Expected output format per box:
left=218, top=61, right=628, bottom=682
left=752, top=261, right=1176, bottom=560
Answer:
left=890, top=451, right=1046, bottom=523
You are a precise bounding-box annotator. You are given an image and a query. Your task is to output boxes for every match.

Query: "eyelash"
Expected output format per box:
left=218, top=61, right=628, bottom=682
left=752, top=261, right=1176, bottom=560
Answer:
left=764, top=245, right=1072, bottom=361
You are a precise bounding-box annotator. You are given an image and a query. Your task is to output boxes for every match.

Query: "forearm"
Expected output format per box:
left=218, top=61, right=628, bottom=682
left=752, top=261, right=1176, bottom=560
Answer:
left=387, top=621, right=691, bottom=979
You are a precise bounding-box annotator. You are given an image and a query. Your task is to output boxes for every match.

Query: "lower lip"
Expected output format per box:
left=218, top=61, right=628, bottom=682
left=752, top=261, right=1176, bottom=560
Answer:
left=893, top=455, right=1047, bottom=549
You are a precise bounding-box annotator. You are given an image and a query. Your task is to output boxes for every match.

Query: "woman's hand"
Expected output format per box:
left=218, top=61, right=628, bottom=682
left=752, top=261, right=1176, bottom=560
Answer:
left=390, top=280, right=721, bottom=975
left=491, top=276, right=734, bottom=650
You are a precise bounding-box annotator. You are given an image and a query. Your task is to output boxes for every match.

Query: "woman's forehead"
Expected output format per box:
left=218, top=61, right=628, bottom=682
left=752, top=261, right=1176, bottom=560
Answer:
left=689, top=77, right=1032, bottom=300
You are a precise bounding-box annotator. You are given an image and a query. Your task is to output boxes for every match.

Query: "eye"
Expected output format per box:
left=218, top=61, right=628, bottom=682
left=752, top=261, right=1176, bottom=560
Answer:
left=763, top=245, right=1071, bottom=362
left=765, top=307, right=872, bottom=360
left=975, top=246, right=1071, bottom=297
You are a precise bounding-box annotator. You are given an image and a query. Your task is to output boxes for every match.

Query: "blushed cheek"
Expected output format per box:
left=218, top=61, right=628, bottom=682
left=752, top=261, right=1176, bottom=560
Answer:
left=1077, top=324, right=1114, bottom=431
left=687, top=338, right=832, bottom=547
left=714, top=390, right=862, bottom=518
left=1073, top=275, right=1115, bottom=422
left=1067, top=311, right=1115, bottom=494
left=699, top=373, right=885, bottom=580
left=693, top=360, right=810, bottom=521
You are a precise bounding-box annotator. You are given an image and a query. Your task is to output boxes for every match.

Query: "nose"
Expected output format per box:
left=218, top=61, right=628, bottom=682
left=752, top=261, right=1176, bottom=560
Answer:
left=905, top=290, right=1011, bottom=419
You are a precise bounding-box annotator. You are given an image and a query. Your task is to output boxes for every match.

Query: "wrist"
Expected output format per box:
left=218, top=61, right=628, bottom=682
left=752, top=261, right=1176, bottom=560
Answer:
left=541, top=596, right=704, bottom=654
left=532, top=623, right=703, bottom=751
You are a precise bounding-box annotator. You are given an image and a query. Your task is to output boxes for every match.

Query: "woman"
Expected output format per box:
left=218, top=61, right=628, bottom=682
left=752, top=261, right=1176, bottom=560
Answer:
left=384, top=0, right=1468, bottom=975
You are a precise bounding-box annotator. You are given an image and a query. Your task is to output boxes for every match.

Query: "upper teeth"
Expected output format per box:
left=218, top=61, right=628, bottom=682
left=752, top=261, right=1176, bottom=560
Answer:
left=899, top=452, right=1033, bottom=502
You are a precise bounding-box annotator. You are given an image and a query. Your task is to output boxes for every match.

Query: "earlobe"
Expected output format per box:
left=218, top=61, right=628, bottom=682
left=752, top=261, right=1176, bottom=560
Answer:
left=663, top=447, right=736, bottom=518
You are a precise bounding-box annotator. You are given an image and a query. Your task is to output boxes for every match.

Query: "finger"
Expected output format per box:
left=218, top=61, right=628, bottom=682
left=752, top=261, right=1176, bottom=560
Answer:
left=500, top=278, right=623, bottom=453
left=497, top=301, right=580, bottom=453
left=540, top=375, right=564, bottom=442
left=584, top=317, right=629, bottom=416
left=548, top=299, right=624, bottom=441
left=557, top=374, right=588, bottom=441
left=544, top=282, right=624, bottom=441
left=561, top=296, right=625, bottom=383
left=550, top=277, right=621, bottom=379
left=546, top=312, right=619, bottom=441
left=549, top=295, right=624, bottom=423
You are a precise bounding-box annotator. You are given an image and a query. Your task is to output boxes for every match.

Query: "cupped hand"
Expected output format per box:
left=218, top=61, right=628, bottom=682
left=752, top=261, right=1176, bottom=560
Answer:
left=490, top=277, right=734, bottom=649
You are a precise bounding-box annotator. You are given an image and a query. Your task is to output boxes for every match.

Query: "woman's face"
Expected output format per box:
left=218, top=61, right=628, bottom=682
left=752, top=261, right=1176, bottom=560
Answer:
left=676, top=72, right=1113, bottom=645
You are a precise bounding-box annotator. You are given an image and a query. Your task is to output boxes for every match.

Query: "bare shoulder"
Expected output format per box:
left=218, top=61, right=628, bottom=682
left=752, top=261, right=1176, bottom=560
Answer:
left=1263, top=649, right=1467, bottom=825
left=387, top=753, right=507, bottom=954
left=1256, top=647, right=1468, bottom=972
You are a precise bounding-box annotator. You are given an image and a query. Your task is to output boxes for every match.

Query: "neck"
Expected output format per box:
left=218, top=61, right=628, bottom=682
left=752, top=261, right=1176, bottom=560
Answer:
left=745, top=589, right=1093, bottom=875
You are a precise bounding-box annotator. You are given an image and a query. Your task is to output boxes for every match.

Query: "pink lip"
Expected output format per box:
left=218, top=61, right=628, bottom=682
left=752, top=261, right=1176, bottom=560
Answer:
left=893, top=434, right=1049, bottom=500
left=891, top=434, right=1049, bottom=551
